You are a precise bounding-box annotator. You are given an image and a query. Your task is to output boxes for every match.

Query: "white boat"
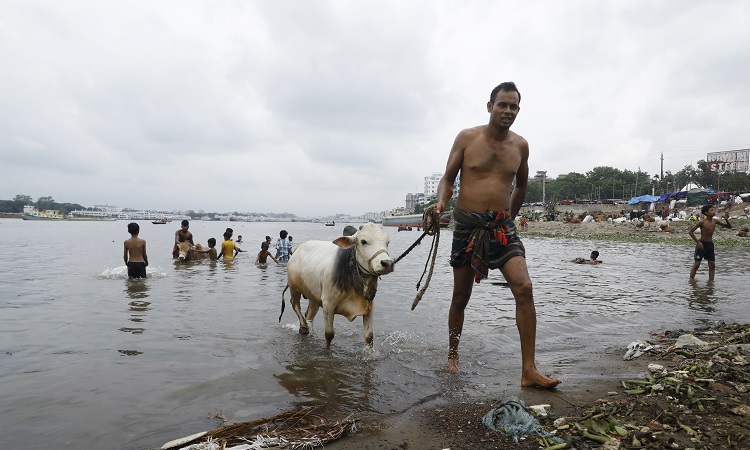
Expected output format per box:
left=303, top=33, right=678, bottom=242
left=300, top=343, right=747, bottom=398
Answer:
left=324, top=220, right=335, bottom=226
left=22, top=206, right=65, bottom=220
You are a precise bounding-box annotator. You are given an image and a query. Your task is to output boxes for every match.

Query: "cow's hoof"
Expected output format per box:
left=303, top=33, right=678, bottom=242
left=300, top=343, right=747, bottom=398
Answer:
left=299, top=326, right=310, bottom=335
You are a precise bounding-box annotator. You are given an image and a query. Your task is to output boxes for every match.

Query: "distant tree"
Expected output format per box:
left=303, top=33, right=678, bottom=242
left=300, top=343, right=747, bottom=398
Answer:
left=524, top=180, right=543, bottom=202
left=718, top=171, right=750, bottom=193
left=0, top=200, right=14, bottom=213
left=14, top=194, right=33, bottom=205
left=548, top=172, right=588, bottom=201
left=36, top=196, right=56, bottom=211
left=5, top=194, right=35, bottom=213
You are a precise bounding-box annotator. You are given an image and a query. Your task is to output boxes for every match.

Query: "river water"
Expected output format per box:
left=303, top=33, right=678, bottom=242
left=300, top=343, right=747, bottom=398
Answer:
left=1, top=219, right=748, bottom=449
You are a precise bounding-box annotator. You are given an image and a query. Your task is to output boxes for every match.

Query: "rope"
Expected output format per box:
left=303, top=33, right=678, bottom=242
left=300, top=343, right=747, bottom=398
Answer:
left=392, top=205, right=441, bottom=310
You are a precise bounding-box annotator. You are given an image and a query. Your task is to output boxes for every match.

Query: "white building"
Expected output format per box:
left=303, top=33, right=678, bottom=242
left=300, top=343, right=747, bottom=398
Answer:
left=423, top=172, right=459, bottom=201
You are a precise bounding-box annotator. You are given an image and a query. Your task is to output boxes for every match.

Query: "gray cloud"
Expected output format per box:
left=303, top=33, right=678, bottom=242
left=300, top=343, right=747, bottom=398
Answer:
left=1, top=1, right=748, bottom=215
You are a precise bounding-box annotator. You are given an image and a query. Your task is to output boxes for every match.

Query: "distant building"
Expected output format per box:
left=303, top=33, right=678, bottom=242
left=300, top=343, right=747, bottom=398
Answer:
left=423, top=172, right=459, bottom=202
left=405, top=192, right=425, bottom=211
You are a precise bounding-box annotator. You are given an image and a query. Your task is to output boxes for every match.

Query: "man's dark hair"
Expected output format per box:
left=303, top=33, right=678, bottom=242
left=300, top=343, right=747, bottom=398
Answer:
left=127, top=222, right=139, bottom=234
left=225, top=228, right=233, bottom=235
left=208, top=237, right=216, bottom=246
left=181, top=220, right=189, bottom=227
left=490, top=81, right=521, bottom=104
left=343, top=225, right=357, bottom=236
left=701, top=204, right=712, bottom=215
left=280, top=230, right=288, bottom=239
left=591, top=251, right=599, bottom=259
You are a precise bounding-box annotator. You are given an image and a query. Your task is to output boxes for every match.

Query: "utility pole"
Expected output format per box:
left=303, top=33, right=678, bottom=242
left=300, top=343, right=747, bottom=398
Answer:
left=535, top=171, right=547, bottom=203
left=660, top=152, right=664, bottom=182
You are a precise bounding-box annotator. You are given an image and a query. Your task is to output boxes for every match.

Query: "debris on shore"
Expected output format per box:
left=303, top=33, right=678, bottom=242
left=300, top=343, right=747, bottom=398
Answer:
left=160, top=405, right=356, bottom=450
left=420, top=323, right=750, bottom=450
left=551, top=322, right=750, bottom=449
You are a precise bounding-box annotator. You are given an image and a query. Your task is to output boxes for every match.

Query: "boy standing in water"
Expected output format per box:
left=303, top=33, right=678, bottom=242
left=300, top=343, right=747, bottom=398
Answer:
left=218, top=231, right=245, bottom=259
left=689, top=205, right=731, bottom=280
left=123, top=222, right=148, bottom=278
left=191, top=238, right=219, bottom=261
left=255, top=241, right=279, bottom=268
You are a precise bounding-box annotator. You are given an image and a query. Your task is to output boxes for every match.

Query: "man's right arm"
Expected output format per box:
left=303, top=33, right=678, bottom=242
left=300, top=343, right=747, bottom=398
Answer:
left=435, top=130, right=468, bottom=216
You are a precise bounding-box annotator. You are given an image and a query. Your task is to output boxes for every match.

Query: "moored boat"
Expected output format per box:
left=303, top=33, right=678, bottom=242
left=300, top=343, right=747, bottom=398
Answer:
left=381, top=211, right=452, bottom=228
left=22, top=206, right=65, bottom=220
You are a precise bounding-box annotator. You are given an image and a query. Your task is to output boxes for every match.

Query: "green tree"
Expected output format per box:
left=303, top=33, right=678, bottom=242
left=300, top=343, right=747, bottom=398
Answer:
left=36, top=196, right=56, bottom=211
left=524, top=179, right=543, bottom=203
left=8, top=194, right=34, bottom=213
left=548, top=172, right=588, bottom=201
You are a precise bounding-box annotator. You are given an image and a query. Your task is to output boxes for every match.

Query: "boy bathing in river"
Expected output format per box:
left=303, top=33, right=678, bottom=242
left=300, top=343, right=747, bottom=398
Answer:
left=123, top=222, right=148, bottom=278
left=191, top=238, right=219, bottom=261
left=689, top=205, right=731, bottom=281
left=256, top=241, right=279, bottom=268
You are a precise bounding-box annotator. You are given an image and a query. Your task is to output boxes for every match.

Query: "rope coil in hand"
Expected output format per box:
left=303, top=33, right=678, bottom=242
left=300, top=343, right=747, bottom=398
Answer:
left=392, top=204, right=442, bottom=310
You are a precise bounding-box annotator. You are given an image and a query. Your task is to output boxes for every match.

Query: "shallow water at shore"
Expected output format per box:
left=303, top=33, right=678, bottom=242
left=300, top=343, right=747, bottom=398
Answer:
left=1, top=219, right=748, bottom=449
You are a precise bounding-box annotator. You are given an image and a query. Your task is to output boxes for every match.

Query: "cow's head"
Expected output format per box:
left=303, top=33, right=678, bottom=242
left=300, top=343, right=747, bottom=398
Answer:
left=178, top=241, right=191, bottom=261
left=333, top=223, right=394, bottom=275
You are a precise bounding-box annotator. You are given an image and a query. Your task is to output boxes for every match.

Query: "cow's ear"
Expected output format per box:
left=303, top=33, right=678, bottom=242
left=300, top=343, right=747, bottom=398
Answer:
left=332, top=236, right=355, bottom=249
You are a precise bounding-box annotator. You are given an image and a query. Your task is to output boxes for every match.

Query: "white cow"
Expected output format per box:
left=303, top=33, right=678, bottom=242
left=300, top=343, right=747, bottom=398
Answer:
left=280, top=223, right=394, bottom=348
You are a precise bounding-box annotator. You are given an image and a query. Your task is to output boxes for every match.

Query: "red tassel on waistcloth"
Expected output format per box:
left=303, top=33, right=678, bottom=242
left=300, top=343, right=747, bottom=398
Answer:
left=492, top=211, right=509, bottom=246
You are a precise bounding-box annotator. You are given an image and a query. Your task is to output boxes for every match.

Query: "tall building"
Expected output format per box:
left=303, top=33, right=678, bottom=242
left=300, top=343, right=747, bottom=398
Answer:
left=424, top=173, right=442, bottom=199
left=423, top=172, right=460, bottom=201
left=405, top=192, right=425, bottom=211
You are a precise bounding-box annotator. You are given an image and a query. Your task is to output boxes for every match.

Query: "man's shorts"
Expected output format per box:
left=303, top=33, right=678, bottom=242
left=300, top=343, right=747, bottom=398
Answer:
left=450, top=212, right=526, bottom=270
left=694, top=241, right=715, bottom=262
left=127, top=261, right=147, bottom=279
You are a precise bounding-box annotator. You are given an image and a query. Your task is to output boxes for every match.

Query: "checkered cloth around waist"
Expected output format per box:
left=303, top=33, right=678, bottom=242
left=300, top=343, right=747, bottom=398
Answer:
left=453, top=208, right=512, bottom=283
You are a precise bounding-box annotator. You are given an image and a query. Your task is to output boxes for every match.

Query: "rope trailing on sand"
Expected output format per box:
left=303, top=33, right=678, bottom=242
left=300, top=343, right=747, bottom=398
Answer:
left=392, top=204, right=441, bottom=310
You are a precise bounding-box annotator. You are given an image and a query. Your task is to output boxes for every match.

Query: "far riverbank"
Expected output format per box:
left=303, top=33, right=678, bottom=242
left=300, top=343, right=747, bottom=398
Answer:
left=520, top=218, right=750, bottom=247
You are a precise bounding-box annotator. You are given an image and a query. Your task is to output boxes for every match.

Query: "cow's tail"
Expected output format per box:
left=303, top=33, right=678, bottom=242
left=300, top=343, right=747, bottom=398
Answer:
left=279, top=284, right=289, bottom=323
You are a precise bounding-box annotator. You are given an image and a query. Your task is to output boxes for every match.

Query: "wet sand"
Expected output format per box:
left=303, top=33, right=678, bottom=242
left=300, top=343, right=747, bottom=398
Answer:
left=325, top=343, right=643, bottom=449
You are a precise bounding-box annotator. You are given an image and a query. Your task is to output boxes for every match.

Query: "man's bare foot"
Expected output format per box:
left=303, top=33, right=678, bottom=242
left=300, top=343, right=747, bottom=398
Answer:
left=444, top=358, right=459, bottom=374
left=521, top=368, right=561, bottom=388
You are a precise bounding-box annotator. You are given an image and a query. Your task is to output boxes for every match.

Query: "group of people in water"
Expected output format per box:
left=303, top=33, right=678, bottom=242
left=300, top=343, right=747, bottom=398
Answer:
left=122, top=220, right=302, bottom=278
left=171, top=220, right=298, bottom=267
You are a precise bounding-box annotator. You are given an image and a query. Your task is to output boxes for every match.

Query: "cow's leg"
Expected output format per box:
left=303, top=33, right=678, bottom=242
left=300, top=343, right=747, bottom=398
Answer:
left=289, top=288, right=309, bottom=335
left=304, top=301, right=320, bottom=327
left=323, top=305, right=335, bottom=348
left=362, top=309, right=374, bottom=348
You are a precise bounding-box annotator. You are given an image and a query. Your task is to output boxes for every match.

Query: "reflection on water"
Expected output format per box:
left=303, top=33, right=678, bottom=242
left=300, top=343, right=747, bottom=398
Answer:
left=274, top=342, right=376, bottom=414
left=688, top=279, right=716, bottom=313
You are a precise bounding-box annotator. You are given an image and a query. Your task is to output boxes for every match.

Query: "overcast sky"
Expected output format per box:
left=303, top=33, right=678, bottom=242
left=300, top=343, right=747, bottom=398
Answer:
left=1, top=1, right=748, bottom=216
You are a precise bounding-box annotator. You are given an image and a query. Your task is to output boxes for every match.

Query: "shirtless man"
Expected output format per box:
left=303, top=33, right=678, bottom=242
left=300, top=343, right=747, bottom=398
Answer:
left=435, top=82, right=561, bottom=388
left=172, top=220, right=194, bottom=258
left=124, top=222, right=148, bottom=278
left=689, top=205, right=731, bottom=280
